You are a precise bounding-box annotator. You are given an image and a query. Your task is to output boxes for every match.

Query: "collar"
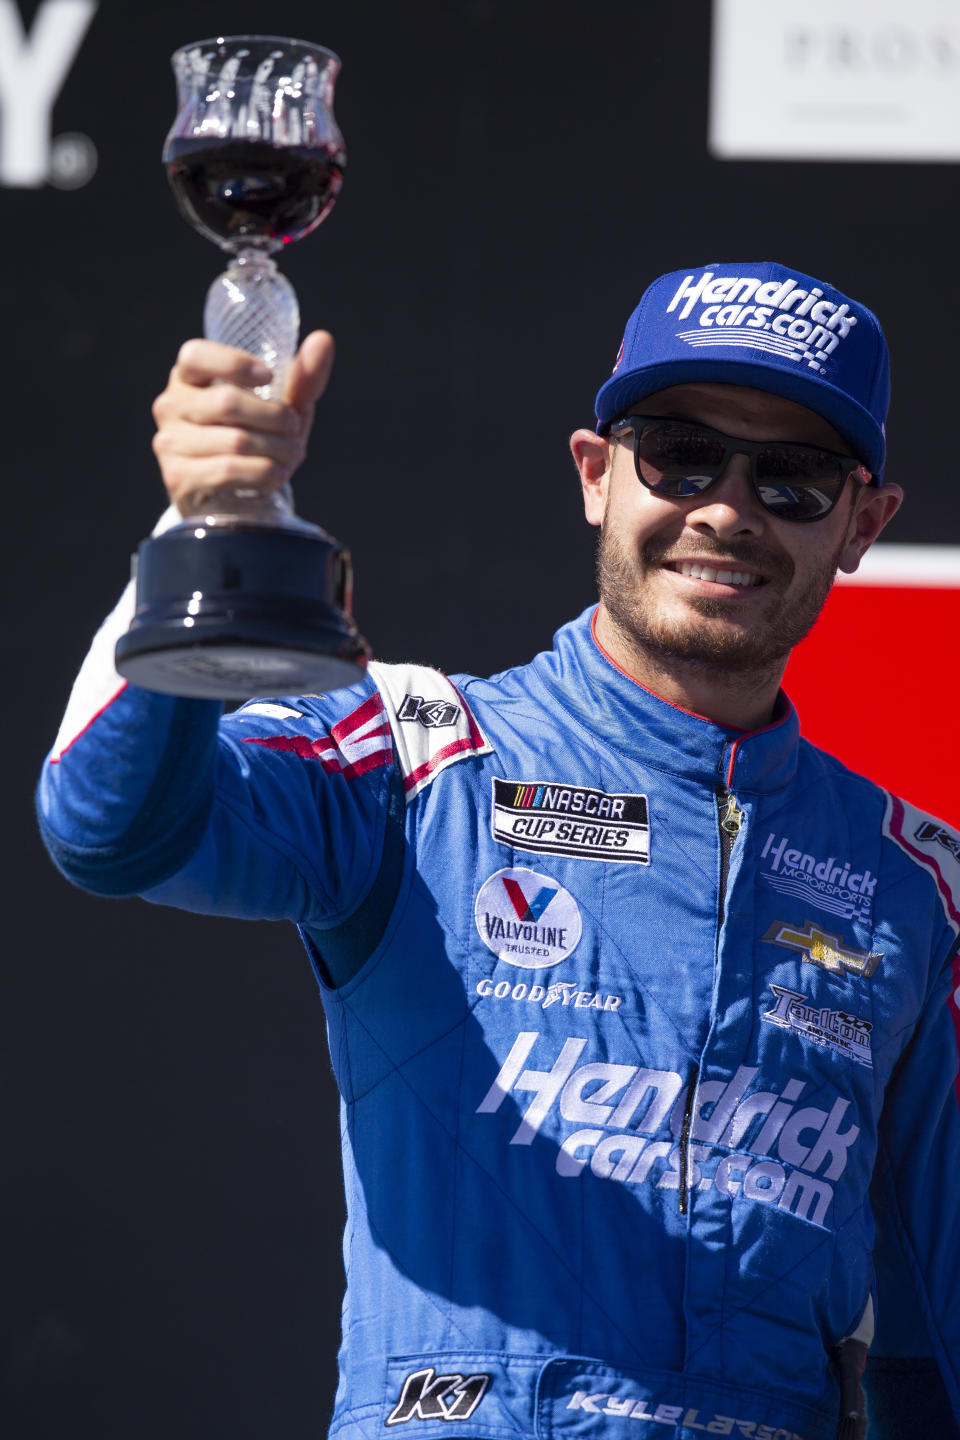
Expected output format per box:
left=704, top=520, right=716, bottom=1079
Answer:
left=528, top=606, right=799, bottom=796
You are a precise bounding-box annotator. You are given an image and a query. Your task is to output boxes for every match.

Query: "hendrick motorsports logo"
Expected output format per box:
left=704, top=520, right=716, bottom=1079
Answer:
left=475, top=867, right=582, bottom=968
left=491, top=779, right=650, bottom=864
left=762, top=984, right=873, bottom=1069
left=760, top=832, right=876, bottom=923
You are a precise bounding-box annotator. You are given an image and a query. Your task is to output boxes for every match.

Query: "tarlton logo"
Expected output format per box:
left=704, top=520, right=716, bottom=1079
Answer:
left=475, top=868, right=582, bottom=968
left=386, top=1369, right=491, bottom=1425
left=477, top=1032, right=861, bottom=1229
left=762, top=984, right=873, bottom=1069
left=760, top=833, right=875, bottom=922
left=665, top=271, right=857, bottom=377
left=491, top=779, right=650, bottom=864
left=397, top=694, right=461, bottom=728
left=476, top=977, right=622, bottom=1012
left=567, top=1389, right=805, bottom=1439
left=763, top=920, right=883, bottom=979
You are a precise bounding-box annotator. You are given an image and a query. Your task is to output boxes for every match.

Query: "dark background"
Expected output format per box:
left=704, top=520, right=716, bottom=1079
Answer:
left=5, top=2, right=958, bottom=1436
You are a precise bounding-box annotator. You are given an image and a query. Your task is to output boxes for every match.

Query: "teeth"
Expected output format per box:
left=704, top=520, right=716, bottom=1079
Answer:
left=676, top=562, right=760, bottom=587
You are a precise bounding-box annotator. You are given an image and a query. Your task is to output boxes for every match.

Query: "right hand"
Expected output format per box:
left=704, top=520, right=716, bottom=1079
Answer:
left=151, top=330, right=336, bottom=515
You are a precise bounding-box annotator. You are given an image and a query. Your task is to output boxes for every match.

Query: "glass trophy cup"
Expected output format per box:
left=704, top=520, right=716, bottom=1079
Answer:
left=115, top=35, right=369, bottom=699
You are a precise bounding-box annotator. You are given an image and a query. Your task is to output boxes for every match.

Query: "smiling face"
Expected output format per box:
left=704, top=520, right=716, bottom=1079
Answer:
left=571, top=381, right=903, bottom=727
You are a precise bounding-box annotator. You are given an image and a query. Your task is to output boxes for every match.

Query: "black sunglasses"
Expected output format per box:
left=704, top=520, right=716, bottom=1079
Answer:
left=601, top=415, right=875, bottom=523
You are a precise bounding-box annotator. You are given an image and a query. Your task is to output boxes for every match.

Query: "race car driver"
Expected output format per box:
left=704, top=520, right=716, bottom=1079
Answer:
left=38, top=262, right=960, bottom=1440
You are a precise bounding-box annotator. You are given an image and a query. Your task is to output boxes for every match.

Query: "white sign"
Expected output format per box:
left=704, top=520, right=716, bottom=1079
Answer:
left=835, top=544, right=960, bottom=586
left=710, top=0, right=960, bottom=161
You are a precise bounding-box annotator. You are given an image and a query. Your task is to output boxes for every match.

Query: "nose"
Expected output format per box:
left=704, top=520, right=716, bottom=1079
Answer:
left=682, top=453, right=766, bottom=538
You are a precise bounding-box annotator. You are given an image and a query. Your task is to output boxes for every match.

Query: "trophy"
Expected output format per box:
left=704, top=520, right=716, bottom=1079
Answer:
left=115, top=35, right=370, bottom=699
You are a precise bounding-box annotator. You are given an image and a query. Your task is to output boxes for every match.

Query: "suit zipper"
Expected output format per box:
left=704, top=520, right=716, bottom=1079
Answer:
left=716, top=784, right=743, bottom=930
left=677, top=1062, right=699, bottom=1215
left=678, top=786, right=744, bottom=1217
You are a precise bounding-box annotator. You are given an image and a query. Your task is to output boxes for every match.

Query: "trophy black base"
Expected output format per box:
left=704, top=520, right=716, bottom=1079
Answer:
left=115, top=521, right=370, bottom=700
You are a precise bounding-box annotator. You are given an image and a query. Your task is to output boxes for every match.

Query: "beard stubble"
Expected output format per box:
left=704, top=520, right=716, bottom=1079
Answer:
left=596, top=516, right=846, bottom=678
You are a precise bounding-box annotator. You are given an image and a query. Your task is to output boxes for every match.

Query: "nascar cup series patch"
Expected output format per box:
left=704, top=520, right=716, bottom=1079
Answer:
left=491, top=778, right=650, bottom=864
left=475, top=867, right=582, bottom=968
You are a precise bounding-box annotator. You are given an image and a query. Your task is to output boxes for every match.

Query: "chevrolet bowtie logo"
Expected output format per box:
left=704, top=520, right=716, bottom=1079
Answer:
left=762, top=920, right=883, bottom=978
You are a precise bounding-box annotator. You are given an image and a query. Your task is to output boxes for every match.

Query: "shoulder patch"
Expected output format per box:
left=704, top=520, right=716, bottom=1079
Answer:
left=884, top=793, right=960, bottom=935
left=368, top=661, right=492, bottom=801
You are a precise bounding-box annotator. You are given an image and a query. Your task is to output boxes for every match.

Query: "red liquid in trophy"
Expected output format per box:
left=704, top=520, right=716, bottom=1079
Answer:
left=165, top=138, right=345, bottom=248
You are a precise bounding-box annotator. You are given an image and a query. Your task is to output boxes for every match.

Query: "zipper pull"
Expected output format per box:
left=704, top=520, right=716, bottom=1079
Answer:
left=719, top=790, right=743, bottom=836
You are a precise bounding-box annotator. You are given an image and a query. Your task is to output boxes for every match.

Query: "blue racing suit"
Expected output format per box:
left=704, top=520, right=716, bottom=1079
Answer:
left=37, top=576, right=960, bottom=1440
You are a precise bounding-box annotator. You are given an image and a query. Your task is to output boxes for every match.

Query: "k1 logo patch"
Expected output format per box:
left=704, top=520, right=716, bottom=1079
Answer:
left=475, top=867, right=582, bottom=968
left=492, top=779, right=650, bottom=864
left=386, top=1368, right=491, bottom=1425
left=397, top=694, right=461, bottom=728
left=914, top=820, right=960, bottom=864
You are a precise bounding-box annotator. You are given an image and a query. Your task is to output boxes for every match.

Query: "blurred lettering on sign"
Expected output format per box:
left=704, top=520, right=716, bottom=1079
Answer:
left=0, top=0, right=97, bottom=187
left=710, top=0, right=960, bottom=160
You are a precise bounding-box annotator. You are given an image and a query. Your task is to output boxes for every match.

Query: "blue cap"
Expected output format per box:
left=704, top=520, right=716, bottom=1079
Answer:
left=595, top=262, right=890, bottom=475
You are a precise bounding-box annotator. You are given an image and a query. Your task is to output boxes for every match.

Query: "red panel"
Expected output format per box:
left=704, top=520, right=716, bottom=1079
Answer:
left=784, top=585, right=960, bottom=828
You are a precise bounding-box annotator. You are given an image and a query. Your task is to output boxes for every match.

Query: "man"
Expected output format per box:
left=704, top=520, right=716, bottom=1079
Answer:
left=38, top=262, right=960, bottom=1440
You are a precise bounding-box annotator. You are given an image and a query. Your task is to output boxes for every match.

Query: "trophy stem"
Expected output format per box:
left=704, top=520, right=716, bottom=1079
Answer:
left=170, top=250, right=302, bottom=526
left=205, top=249, right=299, bottom=404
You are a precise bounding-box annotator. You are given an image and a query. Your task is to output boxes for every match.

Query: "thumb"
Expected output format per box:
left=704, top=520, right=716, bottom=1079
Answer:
left=285, top=329, right=335, bottom=416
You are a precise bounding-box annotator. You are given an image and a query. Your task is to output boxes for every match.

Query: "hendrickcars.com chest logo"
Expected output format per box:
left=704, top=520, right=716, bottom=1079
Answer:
left=476, top=1032, right=861, bottom=1230
left=475, top=867, right=582, bottom=968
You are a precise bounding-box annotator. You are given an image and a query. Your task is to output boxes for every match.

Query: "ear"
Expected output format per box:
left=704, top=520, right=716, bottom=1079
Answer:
left=570, top=428, right=613, bottom=527
left=837, top=481, right=904, bottom=574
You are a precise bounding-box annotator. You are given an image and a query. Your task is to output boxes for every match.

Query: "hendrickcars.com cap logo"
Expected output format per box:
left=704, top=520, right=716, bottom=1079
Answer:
left=666, top=271, right=858, bottom=376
